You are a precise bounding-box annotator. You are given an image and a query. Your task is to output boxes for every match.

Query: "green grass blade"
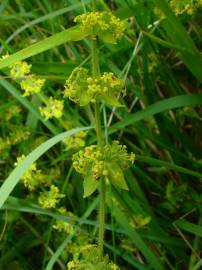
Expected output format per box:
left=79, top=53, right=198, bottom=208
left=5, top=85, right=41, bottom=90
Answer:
left=0, top=127, right=92, bottom=209
left=0, top=78, right=59, bottom=134
left=0, top=25, right=89, bottom=69
left=107, top=197, right=165, bottom=270
left=136, top=155, right=202, bottom=178
left=174, top=220, right=202, bottom=238
left=154, top=0, right=202, bottom=83
left=45, top=198, right=98, bottom=270
left=0, top=0, right=91, bottom=50
left=111, top=94, right=202, bottom=131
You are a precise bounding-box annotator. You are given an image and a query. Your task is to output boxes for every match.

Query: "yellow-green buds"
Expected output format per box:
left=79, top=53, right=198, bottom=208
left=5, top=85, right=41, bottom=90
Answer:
left=38, top=185, right=65, bottom=209
left=40, top=97, right=64, bottom=119
left=63, top=131, right=87, bottom=150
left=74, top=11, right=126, bottom=43
left=15, top=155, right=45, bottom=191
left=67, top=245, right=120, bottom=269
left=72, top=141, right=135, bottom=197
left=7, top=59, right=46, bottom=96
left=53, top=207, right=75, bottom=234
left=20, top=75, right=45, bottom=96
left=169, top=0, right=202, bottom=15
left=64, top=67, right=125, bottom=107
left=10, top=60, right=31, bottom=79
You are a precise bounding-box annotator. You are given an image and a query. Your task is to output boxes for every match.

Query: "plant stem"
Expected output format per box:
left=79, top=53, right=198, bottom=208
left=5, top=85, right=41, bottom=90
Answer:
left=91, top=35, right=106, bottom=258
left=98, top=177, right=106, bottom=258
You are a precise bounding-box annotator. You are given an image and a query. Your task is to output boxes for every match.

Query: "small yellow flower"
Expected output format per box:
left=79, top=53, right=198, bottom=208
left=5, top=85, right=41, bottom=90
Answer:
left=15, top=155, right=45, bottom=191
left=20, top=75, right=45, bottom=96
left=74, top=12, right=126, bottom=42
left=53, top=207, right=75, bottom=234
left=10, top=61, right=31, bottom=79
left=63, top=131, right=87, bottom=150
left=38, top=185, right=65, bottom=209
left=64, top=67, right=125, bottom=106
left=169, top=0, right=201, bottom=15
left=40, top=97, right=64, bottom=119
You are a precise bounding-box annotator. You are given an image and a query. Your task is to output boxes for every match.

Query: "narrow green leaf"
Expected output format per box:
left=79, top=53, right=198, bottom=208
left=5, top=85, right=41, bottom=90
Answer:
left=0, top=0, right=92, bottom=51
left=174, top=220, right=202, bottom=237
left=83, top=171, right=99, bottom=198
left=103, top=94, right=124, bottom=107
left=107, top=197, right=165, bottom=270
left=136, top=155, right=202, bottom=178
left=0, top=26, right=89, bottom=70
left=0, top=78, right=59, bottom=134
left=108, top=162, right=128, bottom=190
left=0, top=127, right=92, bottom=209
left=111, top=94, right=202, bottom=131
left=154, top=0, right=202, bottom=83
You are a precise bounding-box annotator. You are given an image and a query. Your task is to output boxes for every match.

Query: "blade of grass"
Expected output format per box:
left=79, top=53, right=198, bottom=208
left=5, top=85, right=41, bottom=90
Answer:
left=174, top=220, right=202, bottom=238
left=136, top=155, right=202, bottom=179
left=154, top=0, right=202, bottom=83
left=0, top=78, right=59, bottom=134
left=0, top=127, right=92, bottom=209
left=45, top=198, right=98, bottom=270
left=0, top=0, right=92, bottom=52
left=111, top=94, right=202, bottom=131
left=107, top=196, right=165, bottom=270
left=0, top=25, right=89, bottom=69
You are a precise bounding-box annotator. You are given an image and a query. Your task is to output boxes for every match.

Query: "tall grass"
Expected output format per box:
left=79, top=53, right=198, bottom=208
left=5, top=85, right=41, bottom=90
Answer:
left=0, top=0, right=202, bottom=269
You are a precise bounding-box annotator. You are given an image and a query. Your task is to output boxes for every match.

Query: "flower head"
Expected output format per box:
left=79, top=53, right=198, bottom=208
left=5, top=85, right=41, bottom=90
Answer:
left=72, top=141, right=135, bottom=194
left=15, top=155, right=45, bottom=191
left=169, top=0, right=202, bottom=15
left=53, top=207, right=75, bottom=234
left=10, top=61, right=31, bottom=79
left=74, top=12, right=126, bottom=43
left=20, top=75, right=45, bottom=96
left=63, top=131, right=87, bottom=150
left=40, top=97, right=64, bottom=119
left=64, top=67, right=125, bottom=107
left=38, top=185, right=65, bottom=209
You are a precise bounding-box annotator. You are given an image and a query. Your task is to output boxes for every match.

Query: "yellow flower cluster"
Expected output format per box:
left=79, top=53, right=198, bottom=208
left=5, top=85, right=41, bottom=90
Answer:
left=4, top=105, right=21, bottom=121
left=20, top=75, right=45, bottom=96
left=10, top=61, right=31, bottom=79
left=74, top=12, right=125, bottom=43
left=15, top=155, right=45, bottom=191
left=0, top=129, right=30, bottom=154
left=40, top=97, right=64, bottom=119
left=38, top=185, right=65, bottom=209
left=0, top=137, right=11, bottom=154
left=73, top=145, right=102, bottom=178
left=7, top=58, right=46, bottom=96
left=9, top=129, right=30, bottom=145
left=62, top=131, right=87, bottom=150
left=72, top=141, right=135, bottom=186
left=53, top=207, right=75, bottom=234
left=169, top=0, right=202, bottom=15
left=64, top=67, right=125, bottom=106
left=67, top=245, right=120, bottom=270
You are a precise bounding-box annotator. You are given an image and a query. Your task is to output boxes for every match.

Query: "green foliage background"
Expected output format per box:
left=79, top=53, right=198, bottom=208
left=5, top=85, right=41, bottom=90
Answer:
left=0, top=0, right=202, bottom=269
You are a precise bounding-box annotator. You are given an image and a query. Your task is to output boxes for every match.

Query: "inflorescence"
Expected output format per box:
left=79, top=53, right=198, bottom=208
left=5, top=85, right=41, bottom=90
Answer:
left=72, top=141, right=135, bottom=195
left=7, top=59, right=46, bottom=96
left=38, top=185, right=65, bottom=209
left=74, top=11, right=125, bottom=43
left=15, top=155, right=46, bottom=191
left=169, top=0, right=202, bottom=15
left=40, top=96, right=64, bottom=119
left=64, top=67, right=125, bottom=106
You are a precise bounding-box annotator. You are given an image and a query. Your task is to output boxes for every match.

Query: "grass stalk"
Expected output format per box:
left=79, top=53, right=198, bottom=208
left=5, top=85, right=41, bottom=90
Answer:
left=92, top=33, right=106, bottom=258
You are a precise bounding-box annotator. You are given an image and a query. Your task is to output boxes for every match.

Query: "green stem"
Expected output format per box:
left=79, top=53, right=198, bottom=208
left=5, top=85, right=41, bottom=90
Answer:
left=91, top=35, right=106, bottom=258
left=98, top=177, right=106, bottom=258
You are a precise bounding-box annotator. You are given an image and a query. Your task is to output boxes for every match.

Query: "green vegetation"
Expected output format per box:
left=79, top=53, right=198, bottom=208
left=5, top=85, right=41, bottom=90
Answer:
left=0, top=0, right=202, bottom=269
